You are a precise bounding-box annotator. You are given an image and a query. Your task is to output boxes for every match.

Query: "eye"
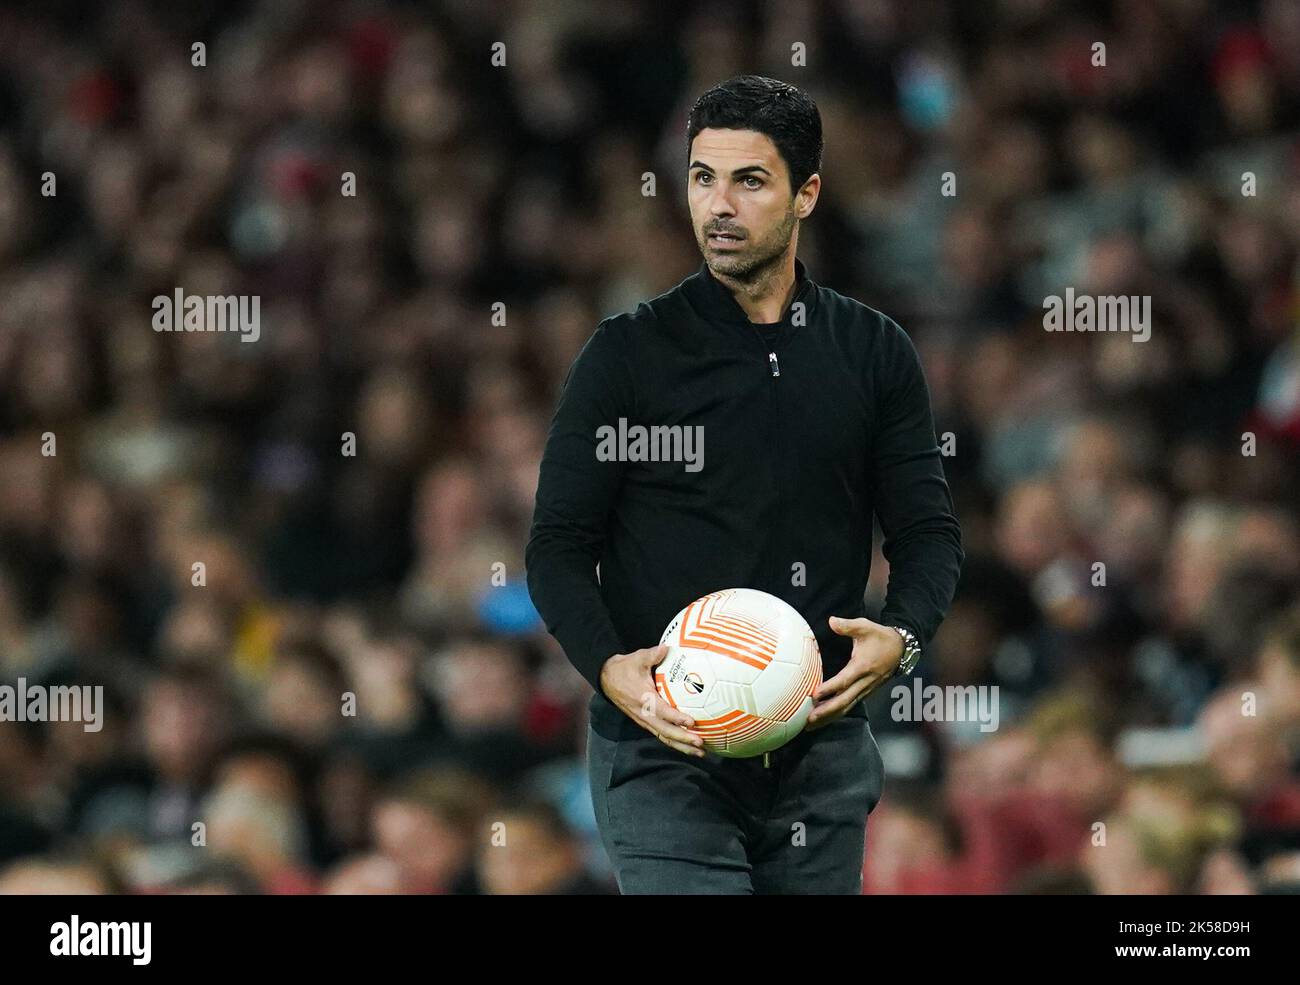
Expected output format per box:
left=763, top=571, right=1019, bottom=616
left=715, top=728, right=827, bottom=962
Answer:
left=743, top=176, right=763, bottom=189
left=695, top=172, right=713, bottom=185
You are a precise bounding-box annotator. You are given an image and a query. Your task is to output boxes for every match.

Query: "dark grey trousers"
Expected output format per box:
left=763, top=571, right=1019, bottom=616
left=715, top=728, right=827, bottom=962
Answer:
left=586, top=706, right=885, bottom=894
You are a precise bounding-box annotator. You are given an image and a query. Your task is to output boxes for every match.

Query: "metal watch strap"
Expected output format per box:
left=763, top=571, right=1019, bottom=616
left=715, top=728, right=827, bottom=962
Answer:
left=891, top=626, right=921, bottom=676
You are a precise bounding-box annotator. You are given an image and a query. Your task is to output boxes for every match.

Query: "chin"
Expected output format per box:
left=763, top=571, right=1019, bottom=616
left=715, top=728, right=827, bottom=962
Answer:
left=705, top=252, right=749, bottom=274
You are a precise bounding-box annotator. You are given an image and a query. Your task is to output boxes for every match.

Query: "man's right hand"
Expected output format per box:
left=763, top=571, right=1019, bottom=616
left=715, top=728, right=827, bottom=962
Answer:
left=600, top=645, right=705, bottom=758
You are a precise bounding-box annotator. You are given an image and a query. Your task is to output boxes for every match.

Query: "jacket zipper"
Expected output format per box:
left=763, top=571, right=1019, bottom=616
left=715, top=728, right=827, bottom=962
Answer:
left=751, top=324, right=784, bottom=704
left=758, top=285, right=800, bottom=775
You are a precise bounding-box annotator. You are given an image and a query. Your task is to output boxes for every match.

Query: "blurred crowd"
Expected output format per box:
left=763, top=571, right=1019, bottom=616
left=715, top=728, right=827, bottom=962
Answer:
left=0, top=0, right=1298, bottom=894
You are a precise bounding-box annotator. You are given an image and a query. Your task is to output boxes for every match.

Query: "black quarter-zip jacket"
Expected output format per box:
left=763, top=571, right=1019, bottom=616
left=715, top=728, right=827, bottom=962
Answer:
left=526, top=257, right=964, bottom=739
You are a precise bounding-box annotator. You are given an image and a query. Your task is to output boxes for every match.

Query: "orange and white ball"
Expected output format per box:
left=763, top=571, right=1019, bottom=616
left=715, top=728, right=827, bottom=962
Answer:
left=654, top=588, right=822, bottom=758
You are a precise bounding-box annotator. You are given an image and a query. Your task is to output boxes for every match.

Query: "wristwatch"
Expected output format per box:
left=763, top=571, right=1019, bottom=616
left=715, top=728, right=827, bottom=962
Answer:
left=891, top=626, right=922, bottom=676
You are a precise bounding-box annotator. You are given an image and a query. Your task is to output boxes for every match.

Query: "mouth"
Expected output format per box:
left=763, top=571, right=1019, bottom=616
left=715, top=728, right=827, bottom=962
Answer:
left=707, top=231, right=745, bottom=248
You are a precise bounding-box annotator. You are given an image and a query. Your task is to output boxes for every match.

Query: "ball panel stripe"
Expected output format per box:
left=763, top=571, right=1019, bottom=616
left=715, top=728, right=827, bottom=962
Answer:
left=703, top=593, right=777, bottom=639
left=678, top=599, right=776, bottom=668
left=654, top=672, right=679, bottom=710
left=679, top=613, right=773, bottom=666
left=678, top=638, right=768, bottom=671
left=690, top=708, right=746, bottom=727
left=679, top=632, right=770, bottom=669
left=704, top=615, right=778, bottom=653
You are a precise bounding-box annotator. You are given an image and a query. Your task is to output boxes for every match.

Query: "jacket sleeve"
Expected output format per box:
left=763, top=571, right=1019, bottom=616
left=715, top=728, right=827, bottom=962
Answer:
left=870, top=315, right=964, bottom=649
left=525, top=321, right=631, bottom=697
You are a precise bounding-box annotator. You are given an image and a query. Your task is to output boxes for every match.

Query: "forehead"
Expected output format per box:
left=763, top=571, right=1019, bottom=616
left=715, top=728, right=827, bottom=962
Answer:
left=689, top=128, right=785, bottom=174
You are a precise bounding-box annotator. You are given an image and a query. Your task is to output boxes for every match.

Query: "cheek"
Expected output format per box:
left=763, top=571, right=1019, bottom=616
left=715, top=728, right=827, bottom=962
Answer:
left=687, top=194, right=709, bottom=225
left=746, top=200, right=785, bottom=233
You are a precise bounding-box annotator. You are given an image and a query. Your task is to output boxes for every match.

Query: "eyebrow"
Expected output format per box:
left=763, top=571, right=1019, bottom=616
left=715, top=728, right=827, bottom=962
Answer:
left=689, top=161, right=774, bottom=178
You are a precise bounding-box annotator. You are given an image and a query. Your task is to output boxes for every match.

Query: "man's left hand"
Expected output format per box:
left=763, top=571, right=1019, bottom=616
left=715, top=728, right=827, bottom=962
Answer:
left=805, top=616, right=904, bottom=731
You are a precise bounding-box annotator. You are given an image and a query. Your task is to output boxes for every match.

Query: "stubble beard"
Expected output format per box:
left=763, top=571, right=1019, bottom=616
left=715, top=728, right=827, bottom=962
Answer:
left=700, top=204, right=798, bottom=285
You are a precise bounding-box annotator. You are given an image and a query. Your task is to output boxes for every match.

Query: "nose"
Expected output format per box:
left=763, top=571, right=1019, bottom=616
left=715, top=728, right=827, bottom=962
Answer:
left=707, top=184, right=737, bottom=218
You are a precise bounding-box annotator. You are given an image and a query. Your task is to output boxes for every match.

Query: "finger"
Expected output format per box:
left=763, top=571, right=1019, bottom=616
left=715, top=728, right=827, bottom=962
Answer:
left=814, top=667, right=855, bottom=701
left=656, top=732, right=706, bottom=758
left=642, top=718, right=705, bottom=757
left=638, top=644, right=670, bottom=668
left=656, top=696, right=696, bottom=729
left=628, top=704, right=703, bottom=748
left=634, top=690, right=696, bottom=729
left=807, top=679, right=871, bottom=729
left=856, top=672, right=892, bottom=702
left=804, top=712, right=836, bottom=732
left=806, top=699, right=850, bottom=730
left=651, top=718, right=705, bottom=750
left=818, top=670, right=887, bottom=707
left=828, top=615, right=874, bottom=637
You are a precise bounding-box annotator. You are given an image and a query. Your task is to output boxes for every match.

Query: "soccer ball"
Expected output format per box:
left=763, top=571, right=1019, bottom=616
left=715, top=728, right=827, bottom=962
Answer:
left=654, top=588, right=822, bottom=758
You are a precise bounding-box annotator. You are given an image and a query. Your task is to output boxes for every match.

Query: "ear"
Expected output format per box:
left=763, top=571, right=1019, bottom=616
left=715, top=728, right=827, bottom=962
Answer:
left=796, top=173, right=821, bottom=219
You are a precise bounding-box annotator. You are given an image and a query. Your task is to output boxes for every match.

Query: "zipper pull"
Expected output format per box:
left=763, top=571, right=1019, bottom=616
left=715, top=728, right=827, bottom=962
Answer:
left=763, top=751, right=771, bottom=768
left=768, top=352, right=780, bottom=377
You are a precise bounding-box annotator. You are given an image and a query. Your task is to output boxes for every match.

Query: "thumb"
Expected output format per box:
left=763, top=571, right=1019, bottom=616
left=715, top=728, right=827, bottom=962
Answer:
left=640, top=644, right=669, bottom=667
left=828, top=615, right=870, bottom=637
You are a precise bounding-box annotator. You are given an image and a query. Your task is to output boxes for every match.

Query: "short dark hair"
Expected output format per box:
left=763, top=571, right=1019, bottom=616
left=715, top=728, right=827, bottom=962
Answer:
left=686, top=76, right=823, bottom=194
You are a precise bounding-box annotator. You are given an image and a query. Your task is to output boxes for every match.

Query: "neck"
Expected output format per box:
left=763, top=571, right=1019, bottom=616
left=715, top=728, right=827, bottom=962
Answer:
left=712, top=246, right=799, bottom=323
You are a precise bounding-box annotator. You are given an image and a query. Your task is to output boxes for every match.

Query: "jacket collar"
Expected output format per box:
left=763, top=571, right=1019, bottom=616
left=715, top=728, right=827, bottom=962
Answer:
left=683, top=255, right=816, bottom=332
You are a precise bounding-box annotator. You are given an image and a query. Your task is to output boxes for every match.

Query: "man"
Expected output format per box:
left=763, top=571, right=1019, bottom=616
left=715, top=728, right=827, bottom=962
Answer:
left=526, top=76, right=963, bottom=893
